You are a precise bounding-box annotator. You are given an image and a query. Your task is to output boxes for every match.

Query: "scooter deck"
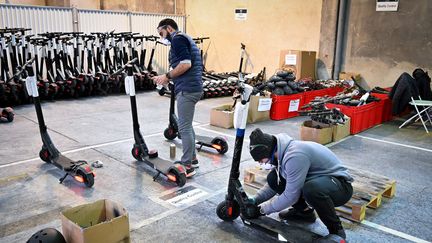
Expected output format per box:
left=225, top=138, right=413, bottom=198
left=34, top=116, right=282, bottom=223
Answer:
left=55, top=154, right=77, bottom=170
left=243, top=216, right=323, bottom=242
left=142, top=156, right=175, bottom=174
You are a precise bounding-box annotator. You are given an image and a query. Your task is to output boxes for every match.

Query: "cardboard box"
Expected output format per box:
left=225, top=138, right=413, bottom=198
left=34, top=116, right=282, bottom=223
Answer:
left=339, top=72, right=370, bottom=90
left=248, top=95, right=271, bottom=123
left=210, top=104, right=234, bottom=129
left=61, top=199, right=130, bottom=243
left=333, top=117, right=351, bottom=142
left=300, top=120, right=333, bottom=145
left=279, top=50, right=316, bottom=80
left=339, top=72, right=361, bottom=81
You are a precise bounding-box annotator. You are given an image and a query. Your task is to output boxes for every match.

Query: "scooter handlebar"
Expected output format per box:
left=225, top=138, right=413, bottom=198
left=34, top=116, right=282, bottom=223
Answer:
left=111, top=58, right=139, bottom=76
left=7, top=57, right=36, bottom=82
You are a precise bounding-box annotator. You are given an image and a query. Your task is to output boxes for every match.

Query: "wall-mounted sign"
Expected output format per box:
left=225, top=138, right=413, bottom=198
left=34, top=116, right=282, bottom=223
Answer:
left=235, top=9, right=247, bottom=21
left=376, top=0, right=399, bottom=12
left=285, top=54, right=297, bottom=65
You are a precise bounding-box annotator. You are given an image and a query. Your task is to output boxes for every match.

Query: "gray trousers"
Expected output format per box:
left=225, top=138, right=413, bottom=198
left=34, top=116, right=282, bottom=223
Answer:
left=176, top=91, right=202, bottom=164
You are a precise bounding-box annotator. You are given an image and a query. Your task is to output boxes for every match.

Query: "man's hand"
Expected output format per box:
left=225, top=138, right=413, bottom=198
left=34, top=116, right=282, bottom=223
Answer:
left=242, top=203, right=264, bottom=219
left=152, top=74, right=169, bottom=86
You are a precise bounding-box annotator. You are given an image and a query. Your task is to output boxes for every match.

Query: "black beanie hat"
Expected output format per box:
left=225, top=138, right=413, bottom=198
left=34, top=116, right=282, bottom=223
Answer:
left=249, top=128, right=277, bottom=161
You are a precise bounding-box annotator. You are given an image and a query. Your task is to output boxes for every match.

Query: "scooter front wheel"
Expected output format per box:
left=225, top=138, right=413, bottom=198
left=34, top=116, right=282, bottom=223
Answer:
left=39, top=148, right=51, bottom=163
left=164, top=127, right=177, bottom=140
left=158, top=87, right=166, bottom=96
left=131, top=147, right=144, bottom=161
left=216, top=199, right=240, bottom=221
left=2, top=108, right=14, bottom=122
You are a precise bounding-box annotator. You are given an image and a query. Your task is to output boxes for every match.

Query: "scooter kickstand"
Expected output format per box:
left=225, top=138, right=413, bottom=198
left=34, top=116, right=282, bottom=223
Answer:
left=59, top=173, right=69, bottom=184
left=153, top=171, right=161, bottom=181
left=197, top=143, right=204, bottom=152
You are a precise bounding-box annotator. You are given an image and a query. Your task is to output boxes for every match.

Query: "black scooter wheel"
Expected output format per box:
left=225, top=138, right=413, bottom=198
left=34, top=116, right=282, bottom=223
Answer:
left=164, top=127, right=177, bottom=140
left=158, top=87, right=166, bottom=96
left=211, top=137, right=229, bottom=154
left=148, top=149, right=158, bottom=159
left=77, top=167, right=94, bottom=188
left=39, top=149, right=51, bottom=163
left=131, top=147, right=143, bottom=161
left=2, top=108, right=14, bottom=122
left=168, top=165, right=187, bottom=187
left=216, top=199, right=240, bottom=221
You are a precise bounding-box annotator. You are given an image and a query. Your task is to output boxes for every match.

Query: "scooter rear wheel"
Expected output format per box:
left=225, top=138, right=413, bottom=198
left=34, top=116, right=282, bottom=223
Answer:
left=212, top=137, right=229, bottom=154
left=216, top=199, right=240, bottom=221
left=168, top=165, right=187, bottom=187
left=77, top=168, right=94, bottom=188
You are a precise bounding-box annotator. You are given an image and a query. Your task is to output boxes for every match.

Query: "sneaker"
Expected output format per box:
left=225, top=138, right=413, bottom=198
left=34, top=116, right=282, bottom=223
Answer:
left=192, top=158, right=199, bottom=168
left=313, top=232, right=347, bottom=243
left=328, top=227, right=346, bottom=240
left=278, top=207, right=316, bottom=223
left=175, top=161, right=196, bottom=178
left=313, top=233, right=347, bottom=243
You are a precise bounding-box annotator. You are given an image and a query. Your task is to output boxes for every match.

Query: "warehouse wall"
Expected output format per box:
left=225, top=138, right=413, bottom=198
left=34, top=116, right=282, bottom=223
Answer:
left=2, top=0, right=46, bottom=5
left=2, top=0, right=185, bottom=13
left=70, top=0, right=99, bottom=10
left=343, top=0, right=432, bottom=88
left=185, top=0, right=323, bottom=74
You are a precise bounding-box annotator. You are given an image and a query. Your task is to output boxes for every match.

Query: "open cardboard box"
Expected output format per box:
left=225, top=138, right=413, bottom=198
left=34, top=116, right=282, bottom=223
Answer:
left=61, top=199, right=130, bottom=243
left=248, top=95, right=271, bottom=124
left=333, top=117, right=351, bottom=142
left=210, top=104, right=235, bottom=129
left=300, top=120, right=333, bottom=145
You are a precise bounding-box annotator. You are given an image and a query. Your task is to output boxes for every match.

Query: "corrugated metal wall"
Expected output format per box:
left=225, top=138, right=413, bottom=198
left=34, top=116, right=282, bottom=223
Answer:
left=78, top=9, right=129, bottom=33
left=131, top=13, right=186, bottom=73
left=0, top=4, right=73, bottom=34
left=0, top=4, right=186, bottom=73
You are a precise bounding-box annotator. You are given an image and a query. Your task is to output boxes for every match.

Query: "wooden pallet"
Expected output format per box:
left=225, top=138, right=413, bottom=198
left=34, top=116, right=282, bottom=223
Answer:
left=243, top=166, right=396, bottom=222
left=336, top=166, right=396, bottom=222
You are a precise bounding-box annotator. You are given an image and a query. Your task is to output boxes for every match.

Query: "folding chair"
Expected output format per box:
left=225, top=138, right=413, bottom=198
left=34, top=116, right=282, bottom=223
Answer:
left=399, top=96, right=432, bottom=133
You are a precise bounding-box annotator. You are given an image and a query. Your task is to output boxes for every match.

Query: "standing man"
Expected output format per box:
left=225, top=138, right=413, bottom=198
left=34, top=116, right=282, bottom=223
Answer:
left=246, top=128, right=353, bottom=240
left=152, top=18, right=203, bottom=178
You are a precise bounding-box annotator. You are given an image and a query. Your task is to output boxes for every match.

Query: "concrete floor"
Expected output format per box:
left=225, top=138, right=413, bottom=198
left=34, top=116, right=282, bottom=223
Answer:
left=0, top=92, right=431, bottom=243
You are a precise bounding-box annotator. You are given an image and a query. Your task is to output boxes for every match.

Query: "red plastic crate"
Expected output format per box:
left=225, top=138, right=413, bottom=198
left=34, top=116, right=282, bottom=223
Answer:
left=270, top=93, right=304, bottom=120
left=371, top=92, right=393, bottom=122
left=327, top=86, right=345, bottom=97
left=326, top=102, right=381, bottom=134
left=303, top=89, right=329, bottom=105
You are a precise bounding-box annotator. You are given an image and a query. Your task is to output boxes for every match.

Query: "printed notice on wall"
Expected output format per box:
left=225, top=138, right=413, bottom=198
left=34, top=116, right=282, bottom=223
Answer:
left=376, top=0, right=399, bottom=11
left=288, top=99, right=300, bottom=112
left=258, top=98, right=272, bottom=111
left=235, top=9, right=247, bottom=21
left=285, top=54, right=297, bottom=65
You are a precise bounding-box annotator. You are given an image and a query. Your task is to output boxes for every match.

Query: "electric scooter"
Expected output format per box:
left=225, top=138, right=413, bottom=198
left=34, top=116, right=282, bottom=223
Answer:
left=163, top=82, right=228, bottom=154
left=216, top=76, right=345, bottom=243
left=113, top=58, right=187, bottom=187
left=24, top=58, right=95, bottom=187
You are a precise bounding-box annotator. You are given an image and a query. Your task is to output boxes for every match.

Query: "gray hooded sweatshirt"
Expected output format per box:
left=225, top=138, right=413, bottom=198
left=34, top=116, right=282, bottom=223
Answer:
left=255, top=133, right=353, bottom=214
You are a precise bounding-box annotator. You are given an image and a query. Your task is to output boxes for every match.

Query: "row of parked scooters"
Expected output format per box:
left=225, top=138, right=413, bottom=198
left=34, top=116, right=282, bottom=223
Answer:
left=0, top=28, right=162, bottom=108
